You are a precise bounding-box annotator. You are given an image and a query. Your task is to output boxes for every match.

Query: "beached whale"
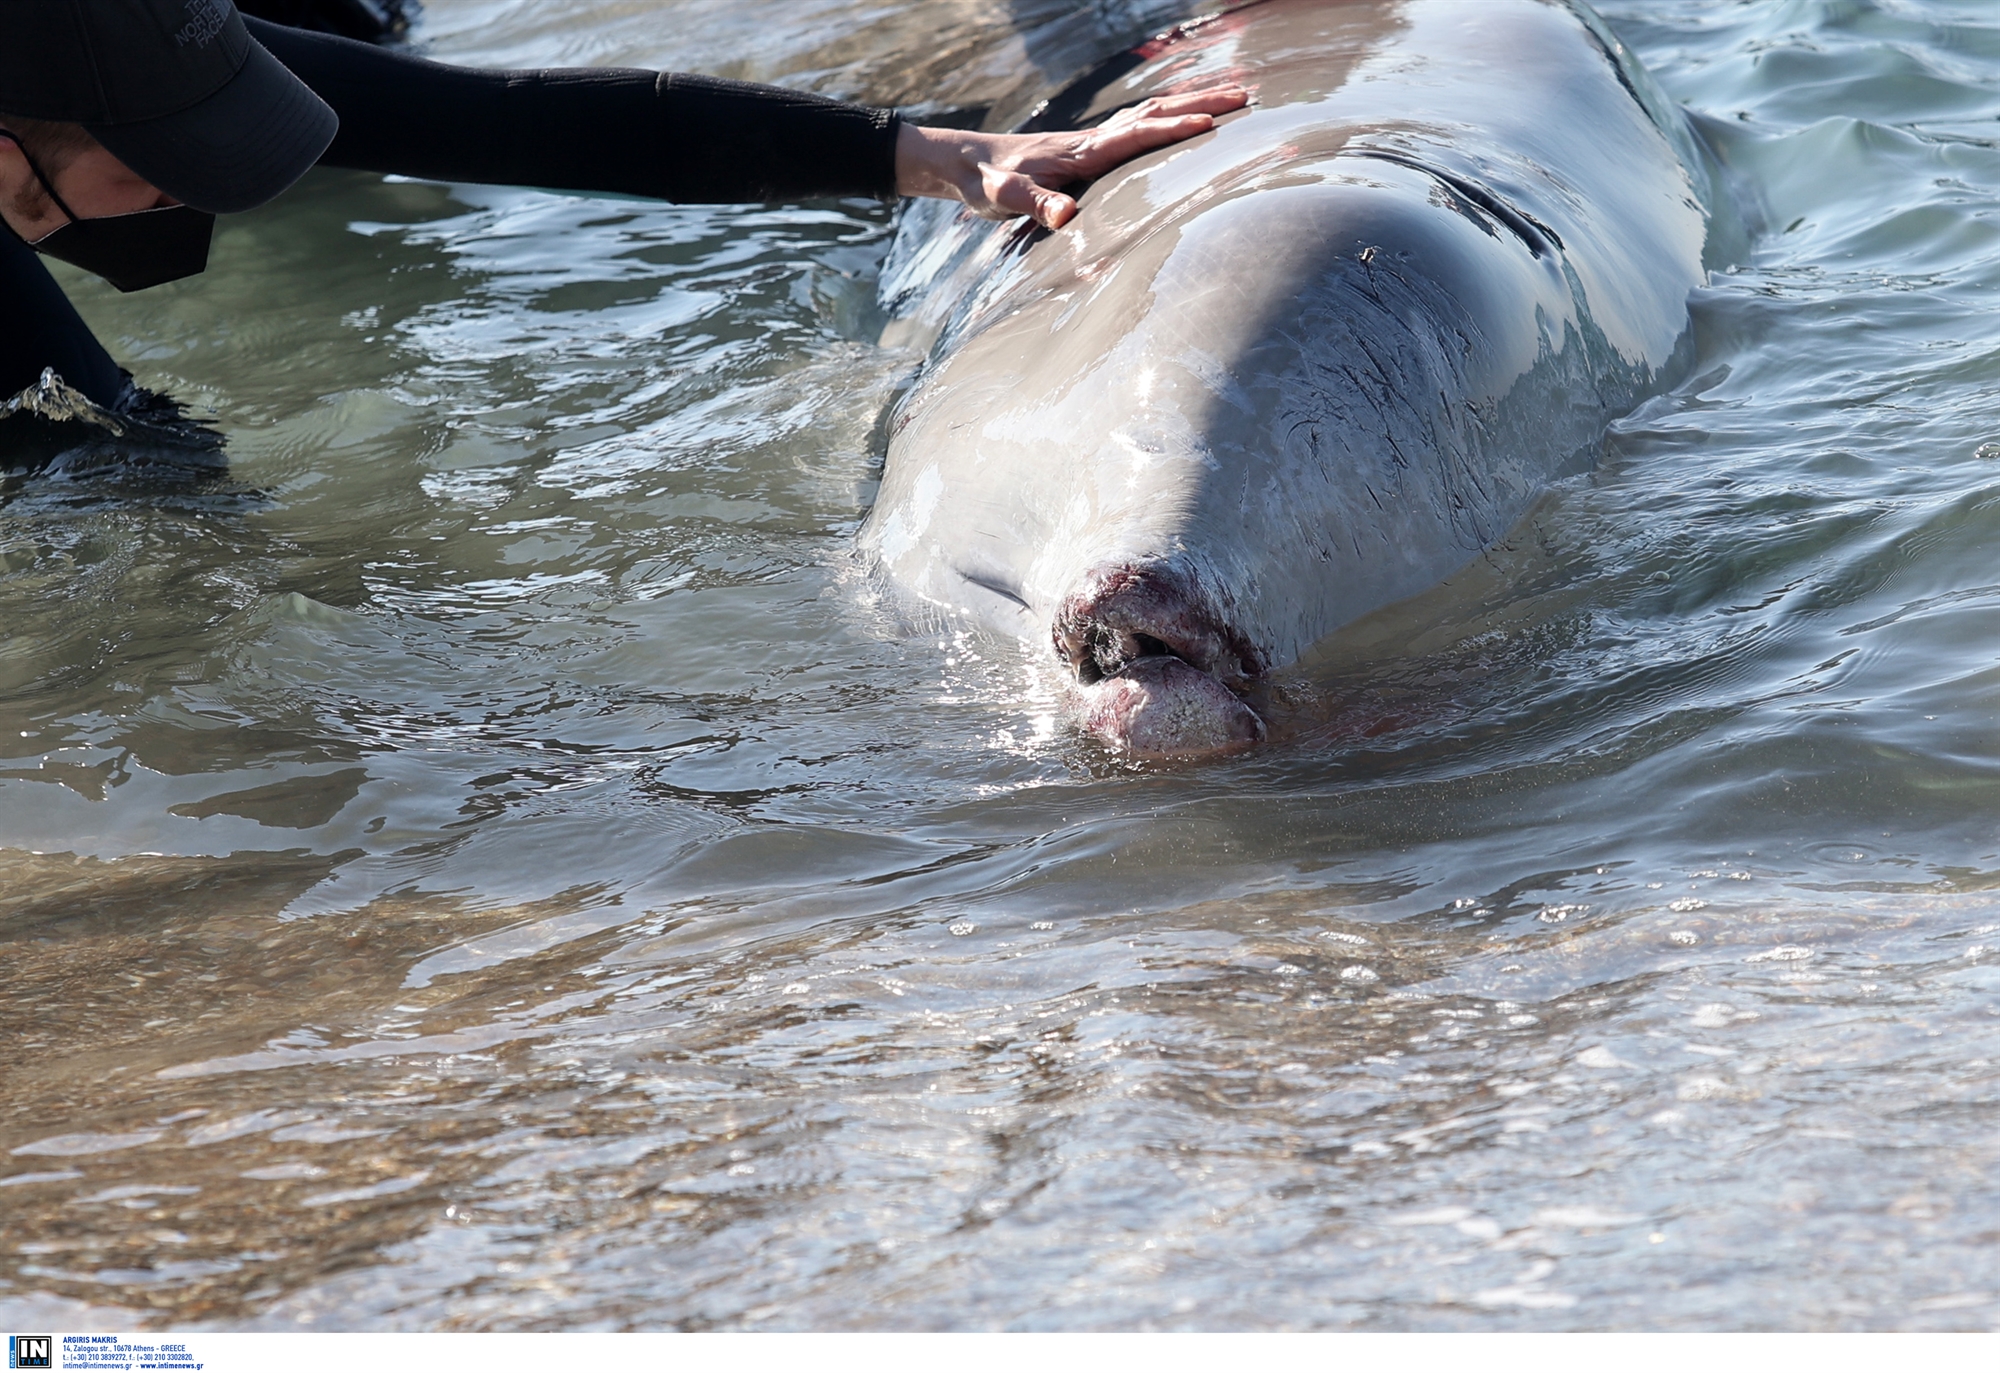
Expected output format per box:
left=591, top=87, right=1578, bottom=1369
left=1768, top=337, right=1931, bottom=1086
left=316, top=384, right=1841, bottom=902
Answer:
left=861, top=0, right=1720, bottom=755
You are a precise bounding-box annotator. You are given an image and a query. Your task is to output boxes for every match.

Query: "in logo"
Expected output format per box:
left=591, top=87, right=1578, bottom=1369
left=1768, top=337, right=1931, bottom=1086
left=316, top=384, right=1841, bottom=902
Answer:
left=7, top=1337, right=51, bottom=1371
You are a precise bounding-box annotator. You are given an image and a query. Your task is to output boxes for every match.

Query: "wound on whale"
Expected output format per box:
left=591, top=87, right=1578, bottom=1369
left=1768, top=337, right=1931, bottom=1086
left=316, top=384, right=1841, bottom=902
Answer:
left=862, top=0, right=1723, bottom=757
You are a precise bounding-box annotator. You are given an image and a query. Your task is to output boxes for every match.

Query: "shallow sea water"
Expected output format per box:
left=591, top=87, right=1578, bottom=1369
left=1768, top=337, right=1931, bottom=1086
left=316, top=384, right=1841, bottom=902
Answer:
left=5, top=0, right=2000, bottom=1332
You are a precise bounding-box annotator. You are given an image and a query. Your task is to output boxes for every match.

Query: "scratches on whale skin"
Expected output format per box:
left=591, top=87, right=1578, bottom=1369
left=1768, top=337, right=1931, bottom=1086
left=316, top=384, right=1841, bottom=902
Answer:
left=1347, top=149, right=1566, bottom=258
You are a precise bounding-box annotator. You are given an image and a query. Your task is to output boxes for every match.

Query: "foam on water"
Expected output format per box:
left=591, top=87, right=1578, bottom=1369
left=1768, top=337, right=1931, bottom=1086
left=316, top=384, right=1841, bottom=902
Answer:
left=5, top=0, right=2000, bottom=1332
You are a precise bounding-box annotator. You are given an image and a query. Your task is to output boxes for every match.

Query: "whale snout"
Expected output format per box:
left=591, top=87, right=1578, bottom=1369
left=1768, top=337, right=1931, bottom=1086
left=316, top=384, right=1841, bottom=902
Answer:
left=1054, top=565, right=1268, bottom=757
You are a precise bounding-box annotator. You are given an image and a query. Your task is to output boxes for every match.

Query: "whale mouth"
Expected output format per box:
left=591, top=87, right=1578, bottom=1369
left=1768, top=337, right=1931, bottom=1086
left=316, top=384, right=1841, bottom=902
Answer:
left=1053, top=565, right=1268, bottom=757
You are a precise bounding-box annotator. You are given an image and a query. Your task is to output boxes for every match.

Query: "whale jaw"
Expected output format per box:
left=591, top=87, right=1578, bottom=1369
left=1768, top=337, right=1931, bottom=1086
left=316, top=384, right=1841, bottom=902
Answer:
left=1054, top=564, right=1268, bottom=758
left=1079, top=655, right=1268, bottom=757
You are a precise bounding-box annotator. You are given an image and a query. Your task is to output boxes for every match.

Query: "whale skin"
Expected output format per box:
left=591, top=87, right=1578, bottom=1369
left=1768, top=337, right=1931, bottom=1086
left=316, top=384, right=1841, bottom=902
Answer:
left=861, top=0, right=1719, bottom=756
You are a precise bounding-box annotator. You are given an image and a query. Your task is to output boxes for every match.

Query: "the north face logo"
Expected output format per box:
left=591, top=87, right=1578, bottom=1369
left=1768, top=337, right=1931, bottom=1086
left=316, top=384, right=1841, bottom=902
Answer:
left=173, top=0, right=228, bottom=46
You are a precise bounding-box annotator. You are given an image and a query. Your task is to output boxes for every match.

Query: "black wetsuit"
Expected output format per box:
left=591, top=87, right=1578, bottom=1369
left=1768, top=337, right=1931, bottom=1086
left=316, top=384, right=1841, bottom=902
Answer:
left=0, top=18, right=902, bottom=412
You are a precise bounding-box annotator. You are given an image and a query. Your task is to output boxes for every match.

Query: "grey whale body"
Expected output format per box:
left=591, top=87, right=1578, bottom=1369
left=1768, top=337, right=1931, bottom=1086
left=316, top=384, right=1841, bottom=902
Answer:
left=862, top=0, right=1717, bottom=755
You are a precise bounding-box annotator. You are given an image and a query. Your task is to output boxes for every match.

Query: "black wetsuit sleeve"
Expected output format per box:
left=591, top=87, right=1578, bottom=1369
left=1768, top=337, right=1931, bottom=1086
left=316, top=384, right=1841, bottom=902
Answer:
left=247, top=18, right=904, bottom=203
left=0, top=227, right=126, bottom=410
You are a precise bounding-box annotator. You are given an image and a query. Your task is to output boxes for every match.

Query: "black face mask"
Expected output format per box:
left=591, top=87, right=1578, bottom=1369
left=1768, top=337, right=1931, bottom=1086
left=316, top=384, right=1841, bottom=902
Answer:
left=0, top=131, right=214, bottom=292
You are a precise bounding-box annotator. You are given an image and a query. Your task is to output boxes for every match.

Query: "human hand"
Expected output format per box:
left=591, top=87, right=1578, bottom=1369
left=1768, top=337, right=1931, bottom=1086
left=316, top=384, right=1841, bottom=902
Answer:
left=894, top=86, right=1250, bottom=230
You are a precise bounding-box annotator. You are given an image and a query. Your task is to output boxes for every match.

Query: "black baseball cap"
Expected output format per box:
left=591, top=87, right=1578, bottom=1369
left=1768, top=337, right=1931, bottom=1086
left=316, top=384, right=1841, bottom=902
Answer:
left=0, top=0, right=337, bottom=214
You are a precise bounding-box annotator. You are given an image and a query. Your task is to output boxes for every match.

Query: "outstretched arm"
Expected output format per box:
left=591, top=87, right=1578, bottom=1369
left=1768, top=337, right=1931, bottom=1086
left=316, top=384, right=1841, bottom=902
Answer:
left=895, top=88, right=1251, bottom=229
left=256, top=17, right=1243, bottom=221
left=252, top=18, right=902, bottom=203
